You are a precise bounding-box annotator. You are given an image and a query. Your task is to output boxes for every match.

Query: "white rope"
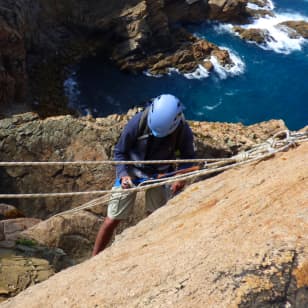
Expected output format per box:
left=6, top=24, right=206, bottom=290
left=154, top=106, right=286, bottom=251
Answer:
left=55, top=140, right=293, bottom=217
left=0, top=158, right=228, bottom=167
left=0, top=130, right=307, bottom=201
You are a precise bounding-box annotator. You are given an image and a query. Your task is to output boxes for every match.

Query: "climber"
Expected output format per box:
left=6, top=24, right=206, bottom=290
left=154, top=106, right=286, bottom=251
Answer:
left=92, top=94, right=195, bottom=256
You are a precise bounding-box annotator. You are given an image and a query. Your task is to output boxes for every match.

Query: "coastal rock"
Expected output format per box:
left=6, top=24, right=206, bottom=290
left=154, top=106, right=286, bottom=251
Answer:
left=207, top=0, right=248, bottom=22
left=278, top=21, right=308, bottom=39
left=1, top=141, right=307, bottom=307
left=0, top=0, right=253, bottom=114
left=123, top=32, right=234, bottom=76
left=233, top=26, right=271, bottom=44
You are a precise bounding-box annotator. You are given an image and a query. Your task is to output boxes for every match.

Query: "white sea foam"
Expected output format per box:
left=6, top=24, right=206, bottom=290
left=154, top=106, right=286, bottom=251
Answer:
left=144, top=65, right=210, bottom=80
left=183, top=64, right=210, bottom=79
left=204, top=99, right=223, bottom=110
left=143, top=70, right=163, bottom=78
left=211, top=48, right=245, bottom=80
left=143, top=48, right=244, bottom=80
left=246, top=0, right=274, bottom=11
left=241, top=12, right=308, bottom=53
left=212, top=23, right=234, bottom=35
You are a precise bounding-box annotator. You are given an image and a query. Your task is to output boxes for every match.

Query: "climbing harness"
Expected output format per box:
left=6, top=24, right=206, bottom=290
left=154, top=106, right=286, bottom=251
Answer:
left=0, top=130, right=307, bottom=217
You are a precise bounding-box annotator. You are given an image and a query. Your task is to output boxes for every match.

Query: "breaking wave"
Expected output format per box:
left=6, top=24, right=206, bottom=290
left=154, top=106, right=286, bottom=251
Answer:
left=143, top=49, right=245, bottom=80
left=204, top=99, right=223, bottom=110
left=210, top=48, right=245, bottom=80
left=247, top=0, right=274, bottom=11
left=241, top=12, right=308, bottom=53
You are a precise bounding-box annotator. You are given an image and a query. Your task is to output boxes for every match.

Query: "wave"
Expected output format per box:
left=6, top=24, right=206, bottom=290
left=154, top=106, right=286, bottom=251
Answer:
left=230, top=1, right=308, bottom=54
left=144, top=48, right=245, bottom=80
left=211, top=48, right=246, bottom=80
left=242, top=12, right=308, bottom=54
left=143, top=71, right=163, bottom=78
left=204, top=99, right=223, bottom=110
left=183, top=65, right=210, bottom=79
left=247, top=0, right=274, bottom=11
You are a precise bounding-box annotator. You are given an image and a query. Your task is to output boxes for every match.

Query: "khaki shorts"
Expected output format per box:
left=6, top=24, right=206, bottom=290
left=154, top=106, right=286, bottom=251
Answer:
left=107, top=185, right=168, bottom=220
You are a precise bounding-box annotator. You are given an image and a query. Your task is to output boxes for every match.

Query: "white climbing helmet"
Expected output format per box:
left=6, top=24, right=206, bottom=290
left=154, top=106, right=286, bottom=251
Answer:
left=147, top=94, right=184, bottom=138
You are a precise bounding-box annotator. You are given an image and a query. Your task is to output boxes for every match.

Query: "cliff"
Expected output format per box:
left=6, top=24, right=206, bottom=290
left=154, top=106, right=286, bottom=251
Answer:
left=1, top=139, right=307, bottom=307
left=1, top=0, right=307, bottom=115
left=0, top=0, right=249, bottom=114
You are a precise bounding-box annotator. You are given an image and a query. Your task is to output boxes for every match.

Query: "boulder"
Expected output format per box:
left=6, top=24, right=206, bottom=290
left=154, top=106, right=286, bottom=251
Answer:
left=233, top=26, right=271, bottom=44
left=0, top=204, right=24, bottom=220
left=20, top=211, right=103, bottom=262
left=0, top=218, right=41, bottom=247
left=1, top=139, right=307, bottom=307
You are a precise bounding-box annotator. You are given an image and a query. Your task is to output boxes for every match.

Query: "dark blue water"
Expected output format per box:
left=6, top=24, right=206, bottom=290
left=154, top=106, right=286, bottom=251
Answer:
left=67, top=0, right=308, bottom=130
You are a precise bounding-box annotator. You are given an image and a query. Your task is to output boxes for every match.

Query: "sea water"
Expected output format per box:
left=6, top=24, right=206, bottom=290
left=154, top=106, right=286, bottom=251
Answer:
left=65, top=0, right=308, bottom=130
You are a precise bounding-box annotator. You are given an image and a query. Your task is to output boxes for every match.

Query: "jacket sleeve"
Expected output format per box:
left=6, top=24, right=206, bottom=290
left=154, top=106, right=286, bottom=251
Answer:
left=114, top=114, right=141, bottom=178
left=177, top=122, right=196, bottom=170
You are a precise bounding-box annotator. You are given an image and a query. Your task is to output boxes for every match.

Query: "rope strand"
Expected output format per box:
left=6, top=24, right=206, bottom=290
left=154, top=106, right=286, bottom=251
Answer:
left=0, top=130, right=307, bottom=202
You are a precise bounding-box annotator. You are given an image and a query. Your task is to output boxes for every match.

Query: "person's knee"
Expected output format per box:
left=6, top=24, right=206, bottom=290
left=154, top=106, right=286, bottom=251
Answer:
left=103, top=217, right=121, bottom=231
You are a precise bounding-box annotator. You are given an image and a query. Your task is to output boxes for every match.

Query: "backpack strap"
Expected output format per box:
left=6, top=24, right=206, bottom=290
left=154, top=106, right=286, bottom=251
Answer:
left=137, top=107, right=151, bottom=140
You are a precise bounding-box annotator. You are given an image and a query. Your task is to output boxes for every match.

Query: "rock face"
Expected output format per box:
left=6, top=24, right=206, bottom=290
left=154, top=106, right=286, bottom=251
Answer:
left=0, top=0, right=249, bottom=113
left=0, top=254, right=54, bottom=303
left=21, top=211, right=103, bottom=263
left=0, top=112, right=115, bottom=218
left=1, top=141, right=307, bottom=307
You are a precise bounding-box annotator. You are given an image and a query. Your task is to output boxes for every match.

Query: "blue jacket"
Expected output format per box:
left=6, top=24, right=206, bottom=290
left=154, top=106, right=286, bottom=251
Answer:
left=114, top=112, right=195, bottom=179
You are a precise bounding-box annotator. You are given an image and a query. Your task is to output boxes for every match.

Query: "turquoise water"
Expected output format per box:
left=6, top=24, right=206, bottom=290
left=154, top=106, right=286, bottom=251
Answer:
left=66, top=0, right=308, bottom=130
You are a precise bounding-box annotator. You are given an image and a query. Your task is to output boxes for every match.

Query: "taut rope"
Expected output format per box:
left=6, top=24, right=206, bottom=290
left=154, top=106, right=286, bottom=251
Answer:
left=0, top=130, right=306, bottom=209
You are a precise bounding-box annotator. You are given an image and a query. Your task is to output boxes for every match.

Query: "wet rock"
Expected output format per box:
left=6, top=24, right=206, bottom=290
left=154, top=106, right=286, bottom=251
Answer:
left=233, top=26, right=271, bottom=44
left=123, top=30, right=234, bottom=76
left=278, top=20, right=308, bottom=39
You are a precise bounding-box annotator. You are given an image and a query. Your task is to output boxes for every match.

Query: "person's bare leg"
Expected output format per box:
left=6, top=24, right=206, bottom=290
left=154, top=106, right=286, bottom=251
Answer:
left=92, top=217, right=121, bottom=256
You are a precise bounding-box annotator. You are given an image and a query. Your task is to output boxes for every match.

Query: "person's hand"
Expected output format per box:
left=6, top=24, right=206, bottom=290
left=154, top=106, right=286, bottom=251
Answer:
left=121, top=176, right=133, bottom=189
left=171, top=180, right=185, bottom=194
